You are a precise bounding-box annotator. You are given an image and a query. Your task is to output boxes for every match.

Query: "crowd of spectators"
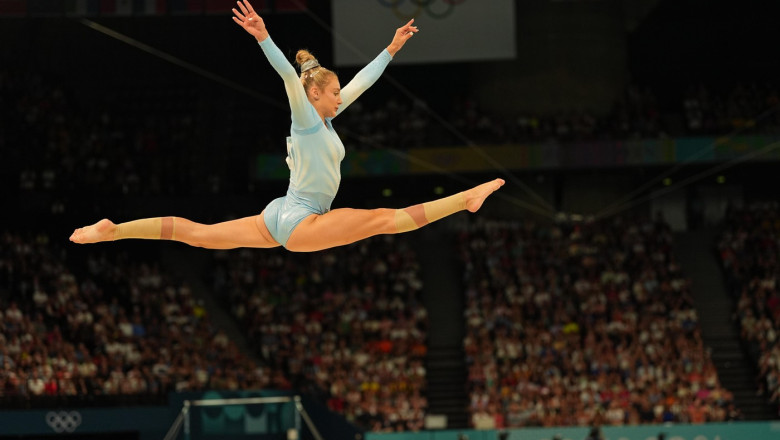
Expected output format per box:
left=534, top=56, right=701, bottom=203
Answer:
left=208, top=235, right=429, bottom=432
left=455, top=215, right=740, bottom=429
left=718, top=202, right=780, bottom=415
left=0, top=231, right=267, bottom=407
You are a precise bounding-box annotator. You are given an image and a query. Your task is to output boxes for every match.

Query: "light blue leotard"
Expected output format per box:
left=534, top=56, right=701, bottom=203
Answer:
left=259, top=37, right=392, bottom=247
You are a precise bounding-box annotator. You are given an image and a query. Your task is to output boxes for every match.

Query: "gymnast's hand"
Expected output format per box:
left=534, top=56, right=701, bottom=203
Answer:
left=386, top=19, right=419, bottom=57
left=232, top=0, right=269, bottom=42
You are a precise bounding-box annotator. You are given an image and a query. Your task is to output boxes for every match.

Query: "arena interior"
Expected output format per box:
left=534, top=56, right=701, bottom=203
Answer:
left=1, top=1, right=779, bottom=439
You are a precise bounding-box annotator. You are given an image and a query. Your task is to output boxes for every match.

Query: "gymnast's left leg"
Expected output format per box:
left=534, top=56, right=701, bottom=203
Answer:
left=285, top=178, right=504, bottom=252
left=69, top=214, right=280, bottom=249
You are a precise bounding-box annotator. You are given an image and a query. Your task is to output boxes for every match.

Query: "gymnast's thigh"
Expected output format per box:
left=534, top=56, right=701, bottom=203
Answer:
left=285, top=208, right=395, bottom=252
left=253, top=212, right=282, bottom=248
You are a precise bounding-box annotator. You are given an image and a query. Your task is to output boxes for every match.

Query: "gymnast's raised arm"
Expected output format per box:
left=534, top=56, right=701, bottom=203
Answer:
left=232, top=0, right=319, bottom=130
left=336, top=19, right=419, bottom=117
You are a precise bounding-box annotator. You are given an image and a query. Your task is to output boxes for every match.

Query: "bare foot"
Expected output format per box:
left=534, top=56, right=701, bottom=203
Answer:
left=70, top=219, right=117, bottom=244
left=465, top=178, right=505, bottom=213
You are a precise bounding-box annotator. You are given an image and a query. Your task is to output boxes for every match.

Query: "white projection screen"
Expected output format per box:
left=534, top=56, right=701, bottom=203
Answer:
left=332, top=0, right=516, bottom=66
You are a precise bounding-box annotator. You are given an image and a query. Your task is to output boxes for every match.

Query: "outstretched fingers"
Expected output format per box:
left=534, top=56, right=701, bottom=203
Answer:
left=400, top=18, right=418, bottom=36
left=232, top=7, right=246, bottom=23
left=236, top=0, right=250, bottom=16
left=242, top=0, right=256, bottom=14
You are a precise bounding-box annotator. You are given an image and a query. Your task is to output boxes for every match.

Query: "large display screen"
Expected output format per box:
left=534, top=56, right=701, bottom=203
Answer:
left=332, top=0, right=516, bottom=66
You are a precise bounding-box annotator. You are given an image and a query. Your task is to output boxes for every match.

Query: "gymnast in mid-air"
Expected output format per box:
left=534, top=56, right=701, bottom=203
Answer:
left=70, top=0, right=504, bottom=252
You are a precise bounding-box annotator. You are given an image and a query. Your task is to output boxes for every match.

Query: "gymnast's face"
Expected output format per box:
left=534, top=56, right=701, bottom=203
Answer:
left=312, top=77, right=342, bottom=119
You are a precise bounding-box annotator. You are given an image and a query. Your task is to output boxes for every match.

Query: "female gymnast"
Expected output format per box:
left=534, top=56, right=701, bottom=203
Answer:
left=69, top=0, right=504, bottom=252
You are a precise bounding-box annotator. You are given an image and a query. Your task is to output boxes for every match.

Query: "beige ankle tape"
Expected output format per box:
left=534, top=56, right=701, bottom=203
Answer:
left=422, top=193, right=466, bottom=223
left=114, top=217, right=175, bottom=240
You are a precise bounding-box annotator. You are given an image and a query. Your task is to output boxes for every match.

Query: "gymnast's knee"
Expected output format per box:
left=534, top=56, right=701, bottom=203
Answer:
left=178, top=221, right=211, bottom=248
left=373, top=208, right=399, bottom=234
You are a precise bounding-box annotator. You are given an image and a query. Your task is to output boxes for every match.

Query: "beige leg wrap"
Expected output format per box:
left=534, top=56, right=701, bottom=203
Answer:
left=114, top=217, right=176, bottom=241
left=394, top=193, right=466, bottom=233
left=423, top=193, right=466, bottom=222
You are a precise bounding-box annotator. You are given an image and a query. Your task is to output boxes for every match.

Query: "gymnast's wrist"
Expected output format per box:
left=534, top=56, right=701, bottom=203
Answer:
left=386, top=44, right=399, bottom=57
left=256, top=31, right=270, bottom=43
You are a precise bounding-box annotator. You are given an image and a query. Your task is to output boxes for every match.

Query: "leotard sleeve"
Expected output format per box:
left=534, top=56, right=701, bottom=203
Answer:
left=258, top=37, right=321, bottom=131
left=335, top=50, right=393, bottom=118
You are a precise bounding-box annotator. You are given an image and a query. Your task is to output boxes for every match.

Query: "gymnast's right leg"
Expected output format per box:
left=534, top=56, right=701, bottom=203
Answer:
left=69, top=214, right=280, bottom=249
left=285, top=178, right=504, bottom=252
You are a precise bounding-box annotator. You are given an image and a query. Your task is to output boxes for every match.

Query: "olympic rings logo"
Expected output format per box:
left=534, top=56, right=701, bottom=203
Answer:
left=45, top=411, right=82, bottom=433
left=377, top=0, right=467, bottom=20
